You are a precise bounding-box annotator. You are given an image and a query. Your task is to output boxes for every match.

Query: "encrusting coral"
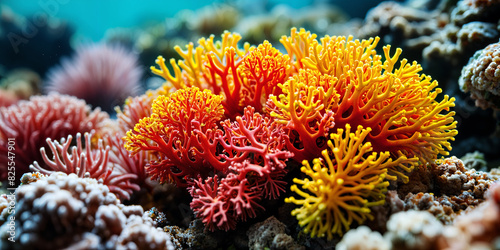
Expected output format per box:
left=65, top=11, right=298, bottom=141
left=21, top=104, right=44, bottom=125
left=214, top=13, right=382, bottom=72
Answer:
left=336, top=181, right=500, bottom=250
left=459, top=40, right=500, bottom=109
left=0, top=172, right=174, bottom=249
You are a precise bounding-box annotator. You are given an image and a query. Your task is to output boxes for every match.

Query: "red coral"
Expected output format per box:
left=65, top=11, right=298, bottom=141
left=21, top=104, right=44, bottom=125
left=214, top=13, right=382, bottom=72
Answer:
left=237, top=41, right=290, bottom=112
left=0, top=93, right=108, bottom=182
left=124, top=87, right=226, bottom=186
left=189, top=176, right=237, bottom=231
left=205, top=47, right=246, bottom=118
left=218, top=107, right=293, bottom=199
left=189, top=173, right=264, bottom=231
left=188, top=107, right=292, bottom=231
left=30, top=132, right=139, bottom=200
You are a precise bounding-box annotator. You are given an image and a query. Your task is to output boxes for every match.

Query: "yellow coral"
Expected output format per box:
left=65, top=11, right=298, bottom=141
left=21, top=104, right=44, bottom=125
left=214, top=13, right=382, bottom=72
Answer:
left=150, top=31, right=251, bottom=94
left=124, top=87, right=224, bottom=155
left=285, top=124, right=392, bottom=239
left=280, top=27, right=317, bottom=74
left=269, top=68, right=339, bottom=160
left=238, top=40, right=291, bottom=112
left=277, top=29, right=458, bottom=182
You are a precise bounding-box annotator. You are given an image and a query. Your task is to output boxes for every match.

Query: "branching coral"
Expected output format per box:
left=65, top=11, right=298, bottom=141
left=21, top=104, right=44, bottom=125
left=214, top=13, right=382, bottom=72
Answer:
left=132, top=28, right=458, bottom=236
left=0, top=92, right=108, bottom=182
left=150, top=31, right=249, bottom=114
left=188, top=107, right=293, bottom=231
left=30, top=132, right=140, bottom=200
left=150, top=31, right=292, bottom=118
left=218, top=106, right=293, bottom=199
left=238, top=41, right=290, bottom=112
left=125, top=85, right=293, bottom=230
left=285, top=124, right=393, bottom=239
left=276, top=28, right=457, bottom=182
left=268, top=68, right=338, bottom=161
left=189, top=174, right=258, bottom=231
left=124, top=87, right=225, bottom=185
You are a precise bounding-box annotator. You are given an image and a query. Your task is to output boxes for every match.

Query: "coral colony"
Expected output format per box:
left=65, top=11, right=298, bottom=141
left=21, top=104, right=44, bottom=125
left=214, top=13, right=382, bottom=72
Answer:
left=0, top=25, right=498, bottom=249
left=125, top=28, right=456, bottom=235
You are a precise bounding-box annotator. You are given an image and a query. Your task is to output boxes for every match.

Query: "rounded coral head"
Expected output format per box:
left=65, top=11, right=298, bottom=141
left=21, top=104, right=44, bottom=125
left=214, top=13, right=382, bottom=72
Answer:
left=459, top=41, right=500, bottom=110
left=45, top=43, right=143, bottom=113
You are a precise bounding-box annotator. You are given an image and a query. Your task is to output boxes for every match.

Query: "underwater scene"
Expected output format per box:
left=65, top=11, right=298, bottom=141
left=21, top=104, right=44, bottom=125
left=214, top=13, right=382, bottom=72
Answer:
left=1, top=0, right=500, bottom=249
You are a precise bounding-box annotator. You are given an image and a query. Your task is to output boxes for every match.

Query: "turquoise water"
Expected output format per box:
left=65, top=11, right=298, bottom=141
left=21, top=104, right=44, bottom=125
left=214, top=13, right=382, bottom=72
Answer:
left=3, top=0, right=314, bottom=41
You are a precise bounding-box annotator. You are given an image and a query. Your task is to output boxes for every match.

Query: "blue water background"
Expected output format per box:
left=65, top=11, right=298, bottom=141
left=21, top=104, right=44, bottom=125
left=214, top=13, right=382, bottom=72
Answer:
left=3, top=0, right=380, bottom=41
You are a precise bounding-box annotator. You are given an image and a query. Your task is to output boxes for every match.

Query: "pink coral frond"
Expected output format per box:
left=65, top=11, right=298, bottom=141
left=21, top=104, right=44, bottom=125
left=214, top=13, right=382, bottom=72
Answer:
left=221, top=173, right=263, bottom=221
left=30, top=132, right=139, bottom=200
left=189, top=176, right=237, bottom=231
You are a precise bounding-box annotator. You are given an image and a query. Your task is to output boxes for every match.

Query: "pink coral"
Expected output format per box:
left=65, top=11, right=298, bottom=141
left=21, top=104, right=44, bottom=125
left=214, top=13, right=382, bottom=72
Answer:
left=45, top=43, right=142, bottom=112
left=30, top=132, right=139, bottom=200
left=189, top=107, right=292, bottom=231
left=218, top=107, right=293, bottom=199
left=0, top=92, right=108, bottom=182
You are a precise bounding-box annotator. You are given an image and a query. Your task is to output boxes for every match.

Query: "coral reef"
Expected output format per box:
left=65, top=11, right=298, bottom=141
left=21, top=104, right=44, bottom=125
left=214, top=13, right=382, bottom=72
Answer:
left=126, top=28, right=457, bottom=239
left=3, top=1, right=500, bottom=246
left=45, top=44, right=143, bottom=113
left=0, top=92, right=108, bottom=182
